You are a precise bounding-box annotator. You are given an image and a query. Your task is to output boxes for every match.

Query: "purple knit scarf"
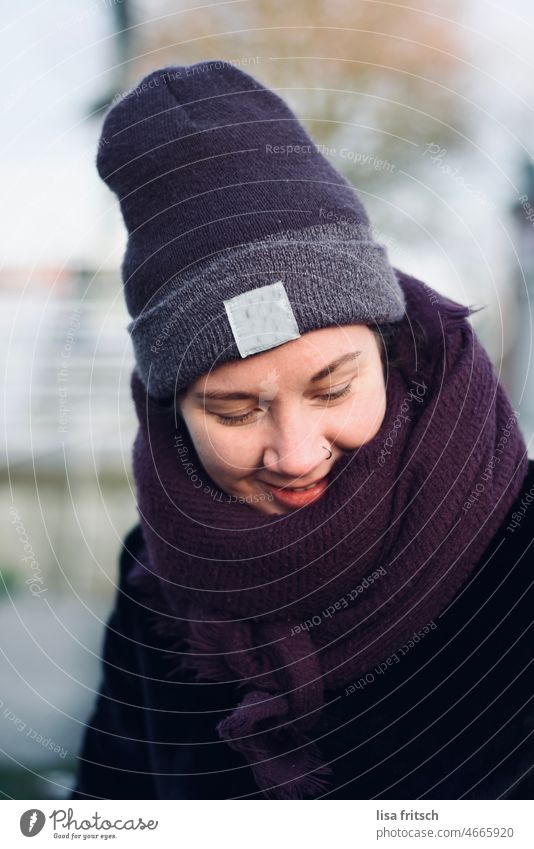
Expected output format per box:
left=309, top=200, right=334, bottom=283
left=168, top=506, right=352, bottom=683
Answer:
left=127, top=271, right=528, bottom=798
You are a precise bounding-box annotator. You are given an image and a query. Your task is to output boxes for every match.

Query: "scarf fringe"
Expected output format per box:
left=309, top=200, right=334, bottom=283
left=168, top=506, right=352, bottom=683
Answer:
left=260, top=764, right=333, bottom=800
left=245, top=736, right=333, bottom=800
left=221, top=724, right=333, bottom=799
left=216, top=689, right=333, bottom=799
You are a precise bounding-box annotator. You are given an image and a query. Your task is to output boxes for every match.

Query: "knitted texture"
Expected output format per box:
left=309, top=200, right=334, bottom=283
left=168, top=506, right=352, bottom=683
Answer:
left=127, top=270, right=529, bottom=799
left=96, top=61, right=405, bottom=396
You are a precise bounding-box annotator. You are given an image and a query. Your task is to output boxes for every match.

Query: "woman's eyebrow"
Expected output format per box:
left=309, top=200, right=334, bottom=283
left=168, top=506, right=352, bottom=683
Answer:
left=309, top=350, right=362, bottom=383
left=193, top=350, right=362, bottom=402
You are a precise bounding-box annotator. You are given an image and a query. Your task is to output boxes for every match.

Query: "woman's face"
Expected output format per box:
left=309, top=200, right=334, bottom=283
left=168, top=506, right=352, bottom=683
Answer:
left=177, top=323, right=387, bottom=515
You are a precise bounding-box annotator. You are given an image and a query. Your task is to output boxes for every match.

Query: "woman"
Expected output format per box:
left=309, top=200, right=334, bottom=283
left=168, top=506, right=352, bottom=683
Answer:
left=71, top=60, right=534, bottom=800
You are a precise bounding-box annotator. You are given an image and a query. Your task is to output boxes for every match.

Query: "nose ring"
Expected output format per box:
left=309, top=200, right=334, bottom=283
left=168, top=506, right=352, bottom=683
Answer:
left=323, top=445, right=333, bottom=460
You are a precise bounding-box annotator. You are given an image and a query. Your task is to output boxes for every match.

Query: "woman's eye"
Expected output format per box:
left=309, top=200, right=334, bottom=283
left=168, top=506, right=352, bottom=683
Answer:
left=214, top=383, right=354, bottom=425
left=215, top=409, right=262, bottom=426
left=315, top=382, right=353, bottom=402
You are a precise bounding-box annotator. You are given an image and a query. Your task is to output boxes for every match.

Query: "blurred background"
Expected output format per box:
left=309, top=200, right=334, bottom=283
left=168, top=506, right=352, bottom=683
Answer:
left=1, top=0, right=534, bottom=799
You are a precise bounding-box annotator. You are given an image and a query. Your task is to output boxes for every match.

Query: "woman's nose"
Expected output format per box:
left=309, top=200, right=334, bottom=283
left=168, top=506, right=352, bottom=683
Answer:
left=261, top=412, right=330, bottom=479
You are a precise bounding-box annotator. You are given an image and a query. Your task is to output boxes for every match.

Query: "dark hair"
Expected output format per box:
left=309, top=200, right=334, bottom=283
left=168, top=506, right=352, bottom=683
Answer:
left=370, top=322, right=401, bottom=378
left=370, top=316, right=429, bottom=381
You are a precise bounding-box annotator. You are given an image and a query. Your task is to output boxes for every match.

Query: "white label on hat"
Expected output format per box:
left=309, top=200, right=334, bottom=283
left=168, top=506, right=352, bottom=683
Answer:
left=223, top=280, right=301, bottom=358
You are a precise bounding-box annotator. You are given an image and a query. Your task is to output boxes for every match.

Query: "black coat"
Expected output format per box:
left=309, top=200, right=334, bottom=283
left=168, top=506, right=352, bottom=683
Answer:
left=71, top=461, right=534, bottom=800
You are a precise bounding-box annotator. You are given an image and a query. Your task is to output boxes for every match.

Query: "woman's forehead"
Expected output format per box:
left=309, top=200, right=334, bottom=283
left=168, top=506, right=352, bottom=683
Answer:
left=190, top=323, right=372, bottom=394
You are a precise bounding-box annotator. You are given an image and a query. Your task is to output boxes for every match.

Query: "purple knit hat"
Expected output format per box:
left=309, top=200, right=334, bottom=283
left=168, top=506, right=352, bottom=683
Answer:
left=96, top=60, right=406, bottom=397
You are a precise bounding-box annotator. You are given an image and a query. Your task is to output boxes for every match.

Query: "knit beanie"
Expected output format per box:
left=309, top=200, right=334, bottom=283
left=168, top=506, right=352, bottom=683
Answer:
left=96, top=60, right=406, bottom=398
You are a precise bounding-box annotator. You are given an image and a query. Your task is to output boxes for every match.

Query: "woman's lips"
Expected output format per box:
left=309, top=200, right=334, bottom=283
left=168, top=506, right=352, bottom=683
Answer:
left=261, top=475, right=329, bottom=508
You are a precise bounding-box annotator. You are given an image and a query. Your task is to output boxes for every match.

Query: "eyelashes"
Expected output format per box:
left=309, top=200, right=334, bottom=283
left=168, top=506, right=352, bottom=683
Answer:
left=314, top=383, right=353, bottom=402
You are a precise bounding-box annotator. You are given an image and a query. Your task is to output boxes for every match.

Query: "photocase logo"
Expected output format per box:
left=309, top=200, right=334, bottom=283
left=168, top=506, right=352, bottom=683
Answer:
left=20, top=809, right=46, bottom=836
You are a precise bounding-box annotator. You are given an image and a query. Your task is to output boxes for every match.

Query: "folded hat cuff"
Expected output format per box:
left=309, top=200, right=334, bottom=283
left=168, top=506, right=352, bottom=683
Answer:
left=127, top=221, right=406, bottom=398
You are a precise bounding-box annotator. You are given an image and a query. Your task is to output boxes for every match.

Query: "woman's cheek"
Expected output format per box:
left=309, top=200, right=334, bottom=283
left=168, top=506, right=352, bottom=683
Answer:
left=338, top=387, right=386, bottom=443
left=203, top=423, right=254, bottom=471
left=362, top=388, right=387, bottom=439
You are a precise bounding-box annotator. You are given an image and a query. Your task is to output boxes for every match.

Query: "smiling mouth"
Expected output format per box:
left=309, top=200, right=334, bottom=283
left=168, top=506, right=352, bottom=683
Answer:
left=259, top=474, right=329, bottom=507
